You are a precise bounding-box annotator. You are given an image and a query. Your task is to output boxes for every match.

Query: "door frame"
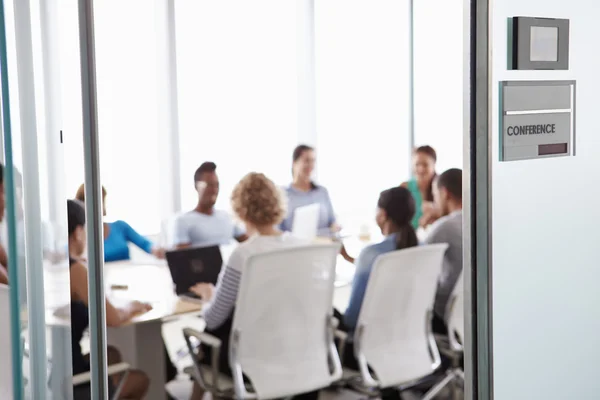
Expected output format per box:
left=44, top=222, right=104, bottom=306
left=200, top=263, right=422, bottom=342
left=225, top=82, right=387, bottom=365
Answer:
left=463, top=0, right=494, bottom=398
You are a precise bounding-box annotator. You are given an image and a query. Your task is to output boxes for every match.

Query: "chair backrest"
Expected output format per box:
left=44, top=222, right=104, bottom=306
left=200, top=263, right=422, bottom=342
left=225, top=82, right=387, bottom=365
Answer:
left=0, top=284, right=13, bottom=399
left=446, top=271, right=464, bottom=351
left=230, top=244, right=342, bottom=399
left=354, top=244, right=448, bottom=388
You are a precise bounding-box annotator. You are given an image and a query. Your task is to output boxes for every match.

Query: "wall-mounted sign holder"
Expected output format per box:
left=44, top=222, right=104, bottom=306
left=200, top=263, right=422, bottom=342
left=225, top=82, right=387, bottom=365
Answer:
left=509, top=17, right=570, bottom=70
left=499, top=80, right=576, bottom=162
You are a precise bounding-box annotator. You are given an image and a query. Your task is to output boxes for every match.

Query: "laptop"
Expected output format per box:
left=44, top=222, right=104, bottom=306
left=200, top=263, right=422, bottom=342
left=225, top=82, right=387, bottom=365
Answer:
left=292, top=203, right=320, bottom=240
left=166, top=246, right=223, bottom=300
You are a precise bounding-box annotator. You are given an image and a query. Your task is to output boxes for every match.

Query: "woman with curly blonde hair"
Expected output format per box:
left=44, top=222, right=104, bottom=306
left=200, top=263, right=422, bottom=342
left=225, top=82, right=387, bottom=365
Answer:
left=188, top=172, right=317, bottom=400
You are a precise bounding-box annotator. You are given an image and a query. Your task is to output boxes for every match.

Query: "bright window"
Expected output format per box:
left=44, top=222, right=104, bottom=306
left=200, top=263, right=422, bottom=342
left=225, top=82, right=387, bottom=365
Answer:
left=58, top=1, right=162, bottom=234
left=174, top=0, right=297, bottom=212
left=413, top=0, right=464, bottom=173
left=315, top=0, right=411, bottom=231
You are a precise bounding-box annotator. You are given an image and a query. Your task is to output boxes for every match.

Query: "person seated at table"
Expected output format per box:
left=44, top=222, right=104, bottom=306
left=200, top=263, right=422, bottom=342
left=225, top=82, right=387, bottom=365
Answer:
left=424, top=168, right=463, bottom=335
left=279, top=145, right=353, bottom=262
left=187, top=172, right=318, bottom=400
left=67, top=199, right=151, bottom=399
left=401, top=145, right=440, bottom=229
left=174, top=162, right=247, bottom=249
left=280, top=144, right=339, bottom=237
left=75, top=184, right=165, bottom=262
left=342, top=186, right=419, bottom=332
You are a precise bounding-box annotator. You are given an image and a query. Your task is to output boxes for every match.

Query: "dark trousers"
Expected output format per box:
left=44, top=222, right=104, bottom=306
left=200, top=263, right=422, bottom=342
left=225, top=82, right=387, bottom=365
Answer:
left=165, top=344, right=178, bottom=381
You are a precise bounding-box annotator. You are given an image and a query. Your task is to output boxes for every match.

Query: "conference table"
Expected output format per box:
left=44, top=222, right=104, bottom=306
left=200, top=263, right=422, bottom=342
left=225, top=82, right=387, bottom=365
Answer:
left=43, top=260, right=202, bottom=400
left=104, top=261, right=203, bottom=400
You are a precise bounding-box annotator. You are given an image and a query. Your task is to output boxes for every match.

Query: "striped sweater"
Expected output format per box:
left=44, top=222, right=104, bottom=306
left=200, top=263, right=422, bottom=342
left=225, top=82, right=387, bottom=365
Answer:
left=202, top=233, right=305, bottom=330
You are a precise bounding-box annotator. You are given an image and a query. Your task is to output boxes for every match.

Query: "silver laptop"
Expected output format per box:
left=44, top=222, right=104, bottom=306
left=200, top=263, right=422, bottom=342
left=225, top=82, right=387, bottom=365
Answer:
left=292, top=203, right=320, bottom=240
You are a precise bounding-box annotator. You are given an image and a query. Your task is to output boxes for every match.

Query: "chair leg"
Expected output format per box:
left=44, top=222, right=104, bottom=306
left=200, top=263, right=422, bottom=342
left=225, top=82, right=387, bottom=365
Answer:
left=451, top=370, right=464, bottom=400
left=421, top=371, right=455, bottom=400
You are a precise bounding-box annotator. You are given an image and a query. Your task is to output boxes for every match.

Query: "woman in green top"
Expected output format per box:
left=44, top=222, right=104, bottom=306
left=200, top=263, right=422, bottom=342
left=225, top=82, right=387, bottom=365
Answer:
left=402, top=145, right=439, bottom=228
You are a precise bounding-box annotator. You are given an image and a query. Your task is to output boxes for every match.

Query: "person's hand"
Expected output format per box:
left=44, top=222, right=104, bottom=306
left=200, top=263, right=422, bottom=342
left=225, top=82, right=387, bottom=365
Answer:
left=329, top=223, right=342, bottom=234
left=419, top=201, right=440, bottom=227
left=190, top=283, right=215, bottom=301
left=130, top=301, right=153, bottom=315
left=152, top=247, right=166, bottom=259
left=421, top=201, right=435, bottom=214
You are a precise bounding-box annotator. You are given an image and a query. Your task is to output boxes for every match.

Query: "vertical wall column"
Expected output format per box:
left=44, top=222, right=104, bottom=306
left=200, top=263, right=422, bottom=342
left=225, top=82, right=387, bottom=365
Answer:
left=155, top=0, right=182, bottom=215
left=40, top=0, right=68, bottom=252
left=77, top=0, right=109, bottom=398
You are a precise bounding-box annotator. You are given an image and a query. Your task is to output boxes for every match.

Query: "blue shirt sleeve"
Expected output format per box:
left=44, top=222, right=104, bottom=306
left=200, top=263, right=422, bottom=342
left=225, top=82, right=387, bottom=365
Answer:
left=122, top=221, right=153, bottom=254
left=343, top=248, right=374, bottom=330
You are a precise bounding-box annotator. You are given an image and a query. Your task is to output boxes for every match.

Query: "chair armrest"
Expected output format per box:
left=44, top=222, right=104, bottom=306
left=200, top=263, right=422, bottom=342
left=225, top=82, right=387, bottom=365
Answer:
left=183, top=327, right=222, bottom=348
left=183, top=327, right=224, bottom=392
left=72, top=362, right=130, bottom=386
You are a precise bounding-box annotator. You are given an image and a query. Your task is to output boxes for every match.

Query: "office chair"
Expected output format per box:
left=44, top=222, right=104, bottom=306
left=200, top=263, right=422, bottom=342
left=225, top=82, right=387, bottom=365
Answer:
left=422, top=271, right=465, bottom=400
left=336, top=244, right=448, bottom=396
left=184, top=244, right=343, bottom=399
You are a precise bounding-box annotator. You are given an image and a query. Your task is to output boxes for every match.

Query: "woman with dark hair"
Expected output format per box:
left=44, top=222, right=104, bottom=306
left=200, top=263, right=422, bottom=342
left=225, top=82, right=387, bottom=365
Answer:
left=343, top=186, right=418, bottom=331
left=67, top=199, right=151, bottom=399
left=401, top=145, right=439, bottom=228
left=280, top=145, right=339, bottom=236
left=333, top=186, right=419, bottom=400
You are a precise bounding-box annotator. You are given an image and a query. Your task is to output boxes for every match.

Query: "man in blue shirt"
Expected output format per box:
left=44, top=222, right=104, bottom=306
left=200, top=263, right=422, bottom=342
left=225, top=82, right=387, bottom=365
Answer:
left=174, top=162, right=247, bottom=248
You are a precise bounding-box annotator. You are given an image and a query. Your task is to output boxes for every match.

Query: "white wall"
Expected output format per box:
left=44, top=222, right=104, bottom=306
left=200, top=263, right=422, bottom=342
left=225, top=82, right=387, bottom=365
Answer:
left=315, top=0, right=411, bottom=231
left=491, top=1, right=600, bottom=399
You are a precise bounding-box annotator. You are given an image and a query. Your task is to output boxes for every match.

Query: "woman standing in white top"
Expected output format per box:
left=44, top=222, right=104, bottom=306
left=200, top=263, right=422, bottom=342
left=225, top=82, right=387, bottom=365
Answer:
left=189, top=172, right=317, bottom=400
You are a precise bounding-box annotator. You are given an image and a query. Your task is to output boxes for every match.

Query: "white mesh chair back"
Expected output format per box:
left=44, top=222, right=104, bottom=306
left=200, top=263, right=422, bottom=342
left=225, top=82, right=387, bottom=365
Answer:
left=230, top=244, right=342, bottom=399
left=0, top=284, right=13, bottom=398
left=446, top=271, right=464, bottom=351
left=354, top=244, right=448, bottom=388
